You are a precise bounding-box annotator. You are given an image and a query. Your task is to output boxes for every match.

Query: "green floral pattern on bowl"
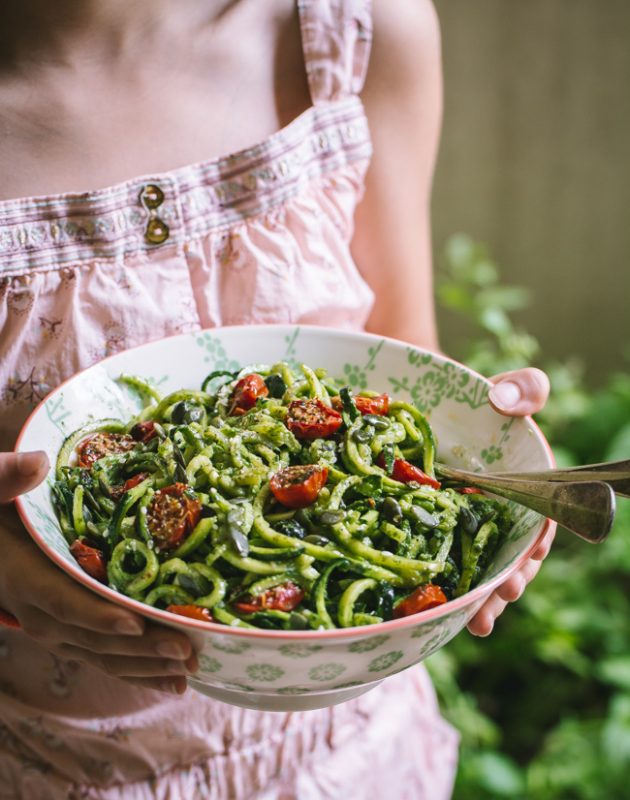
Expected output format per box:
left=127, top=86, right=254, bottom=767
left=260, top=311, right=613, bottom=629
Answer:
left=278, top=643, right=323, bottom=659
left=15, top=324, right=553, bottom=712
left=198, top=656, right=222, bottom=674
left=367, top=651, right=404, bottom=673
left=246, top=664, right=285, bottom=683
left=308, top=663, right=347, bottom=682
left=347, top=635, right=390, bottom=653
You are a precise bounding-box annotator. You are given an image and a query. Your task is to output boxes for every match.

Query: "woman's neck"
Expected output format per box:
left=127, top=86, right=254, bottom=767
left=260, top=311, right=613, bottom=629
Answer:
left=0, top=0, right=239, bottom=70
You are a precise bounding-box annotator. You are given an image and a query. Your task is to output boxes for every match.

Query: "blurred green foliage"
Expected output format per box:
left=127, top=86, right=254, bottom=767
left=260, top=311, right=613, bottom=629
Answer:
left=430, top=234, right=630, bottom=799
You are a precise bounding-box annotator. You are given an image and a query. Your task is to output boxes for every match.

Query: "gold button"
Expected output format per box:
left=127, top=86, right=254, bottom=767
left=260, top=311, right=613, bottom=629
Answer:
left=139, top=184, right=165, bottom=210
left=145, top=217, right=169, bottom=245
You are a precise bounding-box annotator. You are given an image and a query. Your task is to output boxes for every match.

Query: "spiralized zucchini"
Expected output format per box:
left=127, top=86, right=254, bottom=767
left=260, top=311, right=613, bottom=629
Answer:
left=52, top=362, right=513, bottom=630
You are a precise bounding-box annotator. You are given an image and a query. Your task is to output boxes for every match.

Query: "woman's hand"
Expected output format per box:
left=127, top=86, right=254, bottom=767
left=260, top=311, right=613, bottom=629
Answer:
left=467, top=368, right=553, bottom=636
left=0, top=451, right=196, bottom=694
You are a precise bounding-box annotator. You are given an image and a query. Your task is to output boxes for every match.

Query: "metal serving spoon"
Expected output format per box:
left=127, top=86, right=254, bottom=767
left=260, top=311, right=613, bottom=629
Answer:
left=434, top=461, right=623, bottom=544
left=487, top=460, right=630, bottom=499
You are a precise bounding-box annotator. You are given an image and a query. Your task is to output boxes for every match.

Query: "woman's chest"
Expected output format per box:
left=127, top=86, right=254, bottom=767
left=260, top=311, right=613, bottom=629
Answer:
left=0, top=3, right=310, bottom=201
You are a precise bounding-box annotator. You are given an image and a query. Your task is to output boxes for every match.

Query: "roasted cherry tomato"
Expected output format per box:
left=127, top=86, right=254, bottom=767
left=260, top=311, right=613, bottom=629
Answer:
left=234, top=581, right=305, bottom=614
left=270, top=464, right=328, bottom=509
left=355, top=394, right=390, bottom=416
left=332, top=393, right=390, bottom=416
left=147, top=483, right=201, bottom=551
left=377, top=454, right=441, bottom=489
left=122, top=472, right=150, bottom=493
left=70, top=539, right=108, bottom=583
left=229, top=373, right=268, bottom=415
left=286, top=399, right=342, bottom=440
left=456, top=487, right=484, bottom=495
left=166, top=604, right=214, bottom=623
left=76, top=432, right=135, bottom=469
left=393, top=583, right=448, bottom=619
left=130, top=420, right=158, bottom=443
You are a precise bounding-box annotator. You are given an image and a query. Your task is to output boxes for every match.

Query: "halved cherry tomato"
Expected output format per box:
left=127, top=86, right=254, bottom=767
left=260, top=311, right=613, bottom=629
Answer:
left=456, top=487, right=484, bottom=495
left=166, top=604, right=214, bottom=623
left=234, top=581, right=304, bottom=614
left=376, top=454, right=441, bottom=489
left=76, top=432, right=135, bottom=469
left=70, top=539, right=108, bottom=583
left=122, top=472, right=150, bottom=493
left=147, top=483, right=201, bottom=551
left=393, top=583, right=448, bottom=619
left=130, top=421, right=158, bottom=443
left=355, top=394, right=390, bottom=416
left=286, top=399, right=342, bottom=440
left=391, top=460, right=441, bottom=489
left=270, top=464, right=328, bottom=509
left=332, top=393, right=390, bottom=416
left=229, top=374, right=268, bottom=415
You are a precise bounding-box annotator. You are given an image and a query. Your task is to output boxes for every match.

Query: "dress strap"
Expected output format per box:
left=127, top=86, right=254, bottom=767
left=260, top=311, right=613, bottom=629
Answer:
left=297, top=0, right=372, bottom=105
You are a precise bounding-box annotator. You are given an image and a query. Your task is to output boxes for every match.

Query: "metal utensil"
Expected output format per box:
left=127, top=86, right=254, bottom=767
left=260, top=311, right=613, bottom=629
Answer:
left=486, top=460, right=630, bottom=499
left=435, top=463, right=617, bottom=544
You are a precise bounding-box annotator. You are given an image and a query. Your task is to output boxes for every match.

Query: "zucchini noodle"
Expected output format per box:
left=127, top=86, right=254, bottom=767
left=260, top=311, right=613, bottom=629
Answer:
left=52, top=362, right=513, bottom=630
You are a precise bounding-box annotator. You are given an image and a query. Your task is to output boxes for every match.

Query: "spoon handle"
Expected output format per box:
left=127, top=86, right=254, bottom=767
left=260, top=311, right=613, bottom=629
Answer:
left=436, top=464, right=616, bottom=543
left=489, top=460, right=630, bottom=498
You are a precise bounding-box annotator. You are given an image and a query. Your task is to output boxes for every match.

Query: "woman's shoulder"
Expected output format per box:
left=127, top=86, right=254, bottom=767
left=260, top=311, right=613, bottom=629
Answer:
left=367, top=0, right=442, bottom=97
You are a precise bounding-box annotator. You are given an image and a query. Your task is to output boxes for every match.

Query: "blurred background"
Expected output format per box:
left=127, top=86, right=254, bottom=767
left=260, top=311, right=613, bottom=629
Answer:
left=427, top=2, right=630, bottom=798
left=433, top=0, right=630, bottom=382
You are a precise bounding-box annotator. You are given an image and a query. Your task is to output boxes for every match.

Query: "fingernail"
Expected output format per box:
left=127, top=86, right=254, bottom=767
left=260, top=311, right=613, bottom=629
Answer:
left=489, top=381, right=521, bottom=410
left=115, top=618, right=144, bottom=636
left=156, top=641, right=187, bottom=659
left=17, top=451, right=47, bottom=477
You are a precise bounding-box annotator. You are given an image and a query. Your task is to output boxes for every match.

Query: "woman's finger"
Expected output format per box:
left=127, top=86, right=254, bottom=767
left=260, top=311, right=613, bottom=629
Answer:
left=467, top=592, right=509, bottom=637
left=124, top=676, right=189, bottom=696
left=495, top=558, right=542, bottom=603
left=488, top=368, right=550, bottom=417
left=55, top=646, right=191, bottom=694
left=0, top=451, right=49, bottom=503
left=468, top=555, right=546, bottom=636
left=531, top=524, right=557, bottom=560
left=1, top=519, right=148, bottom=638
left=21, top=606, right=194, bottom=662
left=57, top=644, right=196, bottom=680
left=29, top=571, right=147, bottom=637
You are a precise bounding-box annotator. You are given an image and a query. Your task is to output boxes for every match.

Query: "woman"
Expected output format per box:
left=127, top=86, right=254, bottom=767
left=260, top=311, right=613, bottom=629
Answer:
left=0, top=1, right=551, bottom=796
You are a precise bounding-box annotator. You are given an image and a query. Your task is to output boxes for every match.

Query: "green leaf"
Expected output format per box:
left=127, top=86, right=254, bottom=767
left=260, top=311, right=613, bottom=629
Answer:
left=597, top=658, right=630, bottom=691
left=470, top=259, right=500, bottom=287
left=478, top=307, right=512, bottom=337
left=436, top=282, right=477, bottom=314
left=605, top=422, right=630, bottom=462
left=602, top=694, right=630, bottom=767
left=550, top=445, right=579, bottom=468
left=464, top=752, right=525, bottom=796
left=476, top=286, right=533, bottom=312
left=445, top=232, right=478, bottom=272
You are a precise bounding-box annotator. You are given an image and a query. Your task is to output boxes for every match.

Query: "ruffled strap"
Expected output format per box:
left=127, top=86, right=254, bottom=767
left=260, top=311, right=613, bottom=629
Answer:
left=297, top=0, right=372, bottom=105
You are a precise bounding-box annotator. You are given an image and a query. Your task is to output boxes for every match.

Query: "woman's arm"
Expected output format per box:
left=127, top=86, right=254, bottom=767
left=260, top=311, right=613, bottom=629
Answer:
left=352, top=0, right=442, bottom=350
left=353, top=0, right=552, bottom=635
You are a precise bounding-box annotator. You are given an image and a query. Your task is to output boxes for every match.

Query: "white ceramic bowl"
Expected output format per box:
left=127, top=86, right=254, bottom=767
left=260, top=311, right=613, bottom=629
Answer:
left=15, top=325, right=553, bottom=711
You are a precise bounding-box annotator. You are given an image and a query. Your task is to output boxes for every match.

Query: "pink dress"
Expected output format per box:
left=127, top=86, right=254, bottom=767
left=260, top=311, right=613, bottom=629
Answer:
left=0, top=2, right=459, bottom=797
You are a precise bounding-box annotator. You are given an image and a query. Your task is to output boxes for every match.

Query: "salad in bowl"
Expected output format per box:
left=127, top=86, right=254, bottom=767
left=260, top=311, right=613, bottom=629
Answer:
left=15, top=325, right=553, bottom=710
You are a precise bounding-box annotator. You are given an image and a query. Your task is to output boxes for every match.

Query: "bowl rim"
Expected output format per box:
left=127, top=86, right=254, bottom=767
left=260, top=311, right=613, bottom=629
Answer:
left=14, top=324, right=555, bottom=641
